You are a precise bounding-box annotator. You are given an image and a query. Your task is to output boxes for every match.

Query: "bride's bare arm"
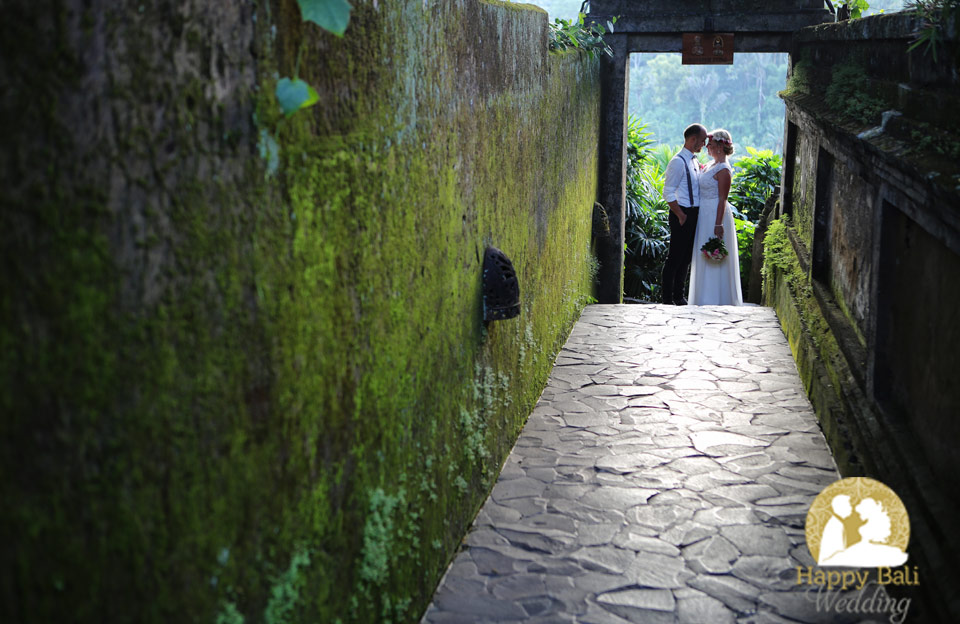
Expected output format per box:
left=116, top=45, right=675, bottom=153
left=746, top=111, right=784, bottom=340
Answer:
left=714, top=168, right=732, bottom=237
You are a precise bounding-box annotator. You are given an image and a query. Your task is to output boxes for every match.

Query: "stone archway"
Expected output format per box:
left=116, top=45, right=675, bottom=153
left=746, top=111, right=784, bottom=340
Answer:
left=586, top=0, right=833, bottom=303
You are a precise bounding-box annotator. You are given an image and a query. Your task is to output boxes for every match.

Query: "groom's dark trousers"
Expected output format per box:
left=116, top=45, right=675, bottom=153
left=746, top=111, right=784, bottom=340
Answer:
left=661, top=206, right=699, bottom=304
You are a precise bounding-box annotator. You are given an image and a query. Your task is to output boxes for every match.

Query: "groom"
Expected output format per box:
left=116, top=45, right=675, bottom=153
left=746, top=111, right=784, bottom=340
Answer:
left=661, top=123, right=708, bottom=305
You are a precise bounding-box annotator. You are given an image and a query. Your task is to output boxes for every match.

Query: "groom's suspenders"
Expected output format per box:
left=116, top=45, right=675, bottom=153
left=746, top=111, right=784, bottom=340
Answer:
left=683, top=155, right=695, bottom=208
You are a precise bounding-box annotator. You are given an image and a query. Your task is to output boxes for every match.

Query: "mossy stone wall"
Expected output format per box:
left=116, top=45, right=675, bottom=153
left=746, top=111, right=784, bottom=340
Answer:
left=0, top=1, right=601, bottom=622
left=769, top=11, right=960, bottom=620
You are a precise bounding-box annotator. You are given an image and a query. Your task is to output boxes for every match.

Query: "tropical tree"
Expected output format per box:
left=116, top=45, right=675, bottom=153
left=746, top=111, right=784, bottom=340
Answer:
left=677, top=73, right=729, bottom=130
left=628, top=52, right=788, bottom=153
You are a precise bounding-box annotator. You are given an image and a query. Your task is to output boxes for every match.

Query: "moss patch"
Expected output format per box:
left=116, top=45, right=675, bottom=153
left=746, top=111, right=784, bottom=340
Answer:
left=763, top=218, right=861, bottom=474
left=780, top=58, right=813, bottom=97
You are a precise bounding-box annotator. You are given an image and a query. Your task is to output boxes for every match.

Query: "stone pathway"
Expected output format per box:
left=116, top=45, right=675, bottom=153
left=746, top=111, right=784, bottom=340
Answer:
left=422, top=305, right=883, bottom=624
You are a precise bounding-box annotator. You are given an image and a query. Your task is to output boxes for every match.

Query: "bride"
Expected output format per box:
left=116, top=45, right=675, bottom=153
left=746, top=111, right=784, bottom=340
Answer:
left=688, top=128, right=743, bottom=306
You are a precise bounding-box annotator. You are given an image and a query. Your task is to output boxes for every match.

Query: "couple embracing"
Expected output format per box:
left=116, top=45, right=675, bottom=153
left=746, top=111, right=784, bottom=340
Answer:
left=660, top=123, right=743, bottom=307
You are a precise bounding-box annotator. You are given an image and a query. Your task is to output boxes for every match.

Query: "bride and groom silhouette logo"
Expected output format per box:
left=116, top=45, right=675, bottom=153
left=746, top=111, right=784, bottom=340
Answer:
left=805, top=477, right=910, bottom=568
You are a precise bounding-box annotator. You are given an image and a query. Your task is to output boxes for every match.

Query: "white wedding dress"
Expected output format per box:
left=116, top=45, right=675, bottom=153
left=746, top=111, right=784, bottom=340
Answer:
left=689, top=161, right=743, bottom=306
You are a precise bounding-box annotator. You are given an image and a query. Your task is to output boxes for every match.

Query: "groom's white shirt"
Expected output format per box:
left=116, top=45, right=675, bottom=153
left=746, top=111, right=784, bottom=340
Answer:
left=663, top=147, right=700, bottom=208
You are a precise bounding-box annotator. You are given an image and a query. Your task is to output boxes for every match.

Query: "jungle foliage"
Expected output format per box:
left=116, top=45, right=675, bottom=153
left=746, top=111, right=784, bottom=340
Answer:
left=729, top=147, right=783, bottom=223
left=548, top=13, right=616, bottom=58
left=623, top=117, right=671, bottom=301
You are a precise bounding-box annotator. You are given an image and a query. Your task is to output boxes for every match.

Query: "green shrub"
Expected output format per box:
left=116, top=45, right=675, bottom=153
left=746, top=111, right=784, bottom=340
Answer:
left=825, top=63, right=886, bottom=125
left=730, top=147, right=782, bottom=223
left=908, top=120, right=960, bottom=158
left=729, top=147, right=780, bottom=297
left=735, top=218, right=757, bottom=297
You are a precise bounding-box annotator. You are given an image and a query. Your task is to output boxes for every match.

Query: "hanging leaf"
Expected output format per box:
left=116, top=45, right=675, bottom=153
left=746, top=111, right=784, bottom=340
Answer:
left=276, top=77, right=319, bottom=117
left=297, top=0, right=352, bottom=36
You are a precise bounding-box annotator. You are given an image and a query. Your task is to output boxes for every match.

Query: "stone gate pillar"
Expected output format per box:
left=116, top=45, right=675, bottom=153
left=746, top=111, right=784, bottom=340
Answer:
left=596, top=34, right=629, bottom=304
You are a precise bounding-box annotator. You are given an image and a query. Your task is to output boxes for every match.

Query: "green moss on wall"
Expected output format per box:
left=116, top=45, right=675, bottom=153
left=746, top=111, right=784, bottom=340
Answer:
left=791, top=132, right=817, bottom=249
left=763, top=218, right=860, bottom=474
left=0, top=1, right=600, bottom=622
left=780, top=59, right=813, bottom=97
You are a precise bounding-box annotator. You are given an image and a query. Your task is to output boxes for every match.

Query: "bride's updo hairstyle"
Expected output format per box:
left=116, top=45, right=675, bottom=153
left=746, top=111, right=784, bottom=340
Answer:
left=708, top=129, right=735, bottom=156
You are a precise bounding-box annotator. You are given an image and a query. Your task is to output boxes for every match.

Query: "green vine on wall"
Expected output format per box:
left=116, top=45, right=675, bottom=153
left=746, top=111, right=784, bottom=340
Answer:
left=301, top=0, right=353, bottom=36
left=275, top=0, right=353, bottom=117
left=276, top=77, right=319, bottom=117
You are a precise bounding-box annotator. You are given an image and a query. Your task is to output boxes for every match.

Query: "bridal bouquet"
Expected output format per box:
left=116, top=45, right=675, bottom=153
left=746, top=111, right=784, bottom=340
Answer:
left=700, top=236, right=728, bottom=263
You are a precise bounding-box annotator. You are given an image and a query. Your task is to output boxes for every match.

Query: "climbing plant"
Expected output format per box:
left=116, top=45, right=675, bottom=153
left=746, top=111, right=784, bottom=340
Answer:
left=300, top=0, right=352, bottom=36
left=276, top=77, right=319, bottom=117
left=908, top=120, right=960, bottom=158
left=276, top=0, right=354, bottom=117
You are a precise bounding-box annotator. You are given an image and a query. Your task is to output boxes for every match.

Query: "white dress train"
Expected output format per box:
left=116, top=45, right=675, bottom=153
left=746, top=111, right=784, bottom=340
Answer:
left=689, top=161, right=743, bottom=306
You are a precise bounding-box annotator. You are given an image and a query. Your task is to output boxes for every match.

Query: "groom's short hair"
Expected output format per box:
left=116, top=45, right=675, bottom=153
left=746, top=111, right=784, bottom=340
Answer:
left=684, top=123, right=707, bottom=139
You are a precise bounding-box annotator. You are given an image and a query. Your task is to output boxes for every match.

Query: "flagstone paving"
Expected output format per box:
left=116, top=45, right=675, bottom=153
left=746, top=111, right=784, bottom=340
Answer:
left=421, top=304, right=887, bottom=624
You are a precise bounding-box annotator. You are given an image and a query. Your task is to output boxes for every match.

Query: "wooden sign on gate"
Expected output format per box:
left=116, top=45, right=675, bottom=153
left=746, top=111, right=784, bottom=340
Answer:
left=682, top=33, right=734, bottom=65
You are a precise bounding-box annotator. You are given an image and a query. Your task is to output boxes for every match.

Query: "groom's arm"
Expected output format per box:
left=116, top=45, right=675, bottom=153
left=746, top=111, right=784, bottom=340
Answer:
left=662, top=158, right=687, bottom=225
